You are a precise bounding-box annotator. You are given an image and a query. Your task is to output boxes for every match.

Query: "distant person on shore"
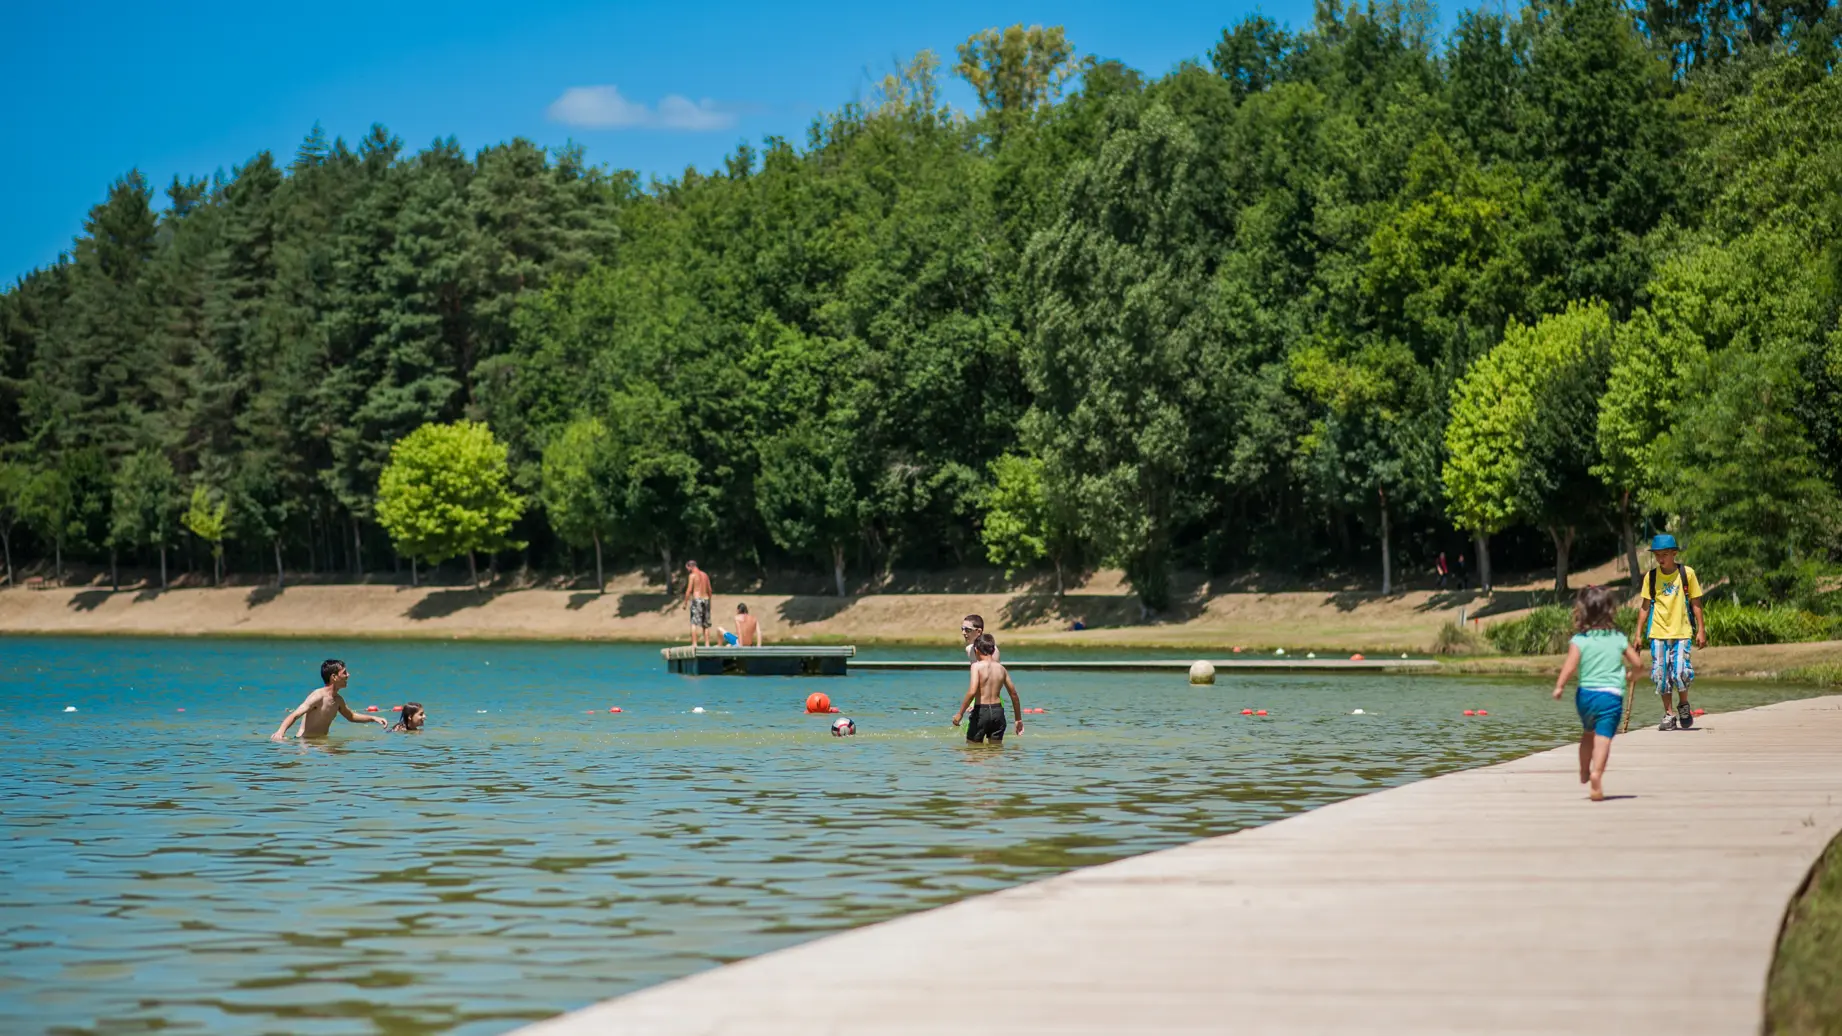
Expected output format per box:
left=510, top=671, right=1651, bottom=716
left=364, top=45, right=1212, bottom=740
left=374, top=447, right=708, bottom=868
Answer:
left=960, top=614, right=998, bottom=664
left=1435, top=552, right=1450, bottom=590
left=391, top=702, right=426, bottom=732
left=1552, top=585, right=1641, bottom=801
left=269, top=659, right=389, bottom=741
left=1455, top=553, right=1470, bottom=590
left=1633, top=534, right=1706, bottom=731
left=684, top=560, right=714, bottom=647
left=953, top=633, right=1022, bottom=743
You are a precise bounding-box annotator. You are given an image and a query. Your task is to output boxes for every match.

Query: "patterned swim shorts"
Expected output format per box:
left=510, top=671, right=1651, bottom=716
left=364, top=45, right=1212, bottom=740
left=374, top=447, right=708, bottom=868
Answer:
left=1651, top=638, right=1693, bottom=694
left=689, top=597, right=711, bottom=629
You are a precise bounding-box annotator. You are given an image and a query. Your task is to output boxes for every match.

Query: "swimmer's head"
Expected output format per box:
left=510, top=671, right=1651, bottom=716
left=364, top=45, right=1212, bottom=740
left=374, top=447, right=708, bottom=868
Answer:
left=396, top=702, right=424, bottom=731
left=685, top=559, right=700, bottom=571
left=974, top=633, right=997, bottom=658
left=736, top=602, right=748, bottom=615
left=961, top=614, right=984, bottom=640
left=831, top=717, right=855, bottom=736
left=321, top=659, right=347, bottom=687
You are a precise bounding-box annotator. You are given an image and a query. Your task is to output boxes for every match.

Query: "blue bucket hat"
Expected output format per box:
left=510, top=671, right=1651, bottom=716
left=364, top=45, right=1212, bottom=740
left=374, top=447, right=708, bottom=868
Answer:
left=1649, top=533, right=1679, bottom=552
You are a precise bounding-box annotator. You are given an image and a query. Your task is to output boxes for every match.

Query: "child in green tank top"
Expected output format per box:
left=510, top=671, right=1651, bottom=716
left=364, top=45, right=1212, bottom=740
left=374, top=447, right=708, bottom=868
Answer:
left=1551, top=586, right=1642, bottom=801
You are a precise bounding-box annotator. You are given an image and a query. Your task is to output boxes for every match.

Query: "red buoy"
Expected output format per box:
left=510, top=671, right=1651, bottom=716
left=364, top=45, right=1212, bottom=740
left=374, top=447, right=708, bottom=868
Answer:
left=610, top=707, right=623, bottom=713
left=1350, top=653, right=1365, bottom=661
left=1476, top=710, right=1488, bottom=716
left=806, top=692, right=831, bottom=714
left=1256, top=709, right=1268, bottom=716
left=1463, top=710, right=1476, bottom=716
left=392, top=705, right=403, bottom=712
left=365, top=705, right=379, bottom=713
left=1241, top=708, right=1253, bottom=715
left=1692, top=708, right=1705, bottom=716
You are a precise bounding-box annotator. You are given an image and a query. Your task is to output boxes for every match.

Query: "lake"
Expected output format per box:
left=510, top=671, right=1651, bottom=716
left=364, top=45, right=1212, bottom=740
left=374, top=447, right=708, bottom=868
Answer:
left=0, top=637, right=1821, bottom=1035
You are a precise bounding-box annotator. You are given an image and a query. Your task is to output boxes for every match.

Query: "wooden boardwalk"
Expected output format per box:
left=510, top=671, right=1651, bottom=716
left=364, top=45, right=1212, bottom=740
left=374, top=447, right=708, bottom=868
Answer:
left=519, top=695, right=1842, bottom=1036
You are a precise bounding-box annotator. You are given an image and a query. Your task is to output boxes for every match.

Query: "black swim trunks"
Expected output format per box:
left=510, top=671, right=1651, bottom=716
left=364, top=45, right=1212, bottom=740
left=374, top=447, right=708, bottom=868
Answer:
left=966, top=702, right=1006, bottom=743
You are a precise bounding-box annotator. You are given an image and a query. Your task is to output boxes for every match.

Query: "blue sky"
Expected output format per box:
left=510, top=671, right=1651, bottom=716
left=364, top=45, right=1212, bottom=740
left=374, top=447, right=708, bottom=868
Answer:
left=0, top=0, right=1341, bottom=284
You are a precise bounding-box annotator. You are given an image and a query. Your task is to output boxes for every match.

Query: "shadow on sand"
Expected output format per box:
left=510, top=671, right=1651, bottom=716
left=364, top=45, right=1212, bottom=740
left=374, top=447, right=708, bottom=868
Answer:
left=617, top=593, right=674, bottom=618
left=404, top=589, right=491, bottom=620
left=776, top=596, right=855, bottom=627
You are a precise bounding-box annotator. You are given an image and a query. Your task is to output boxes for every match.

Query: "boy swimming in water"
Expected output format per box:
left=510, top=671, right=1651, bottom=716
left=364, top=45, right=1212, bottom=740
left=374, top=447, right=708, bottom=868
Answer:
left=953, top=634, right=1022, bottom=743
left=269, top=659, right=389, bottom=741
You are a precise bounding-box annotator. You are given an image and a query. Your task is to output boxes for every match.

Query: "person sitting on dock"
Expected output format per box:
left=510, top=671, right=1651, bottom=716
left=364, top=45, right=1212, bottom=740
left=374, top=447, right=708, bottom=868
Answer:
left=269, top=659, right=389, bottom=741
left=953, top=634, right=1022, bottom=743
left=961, top=614, right=998, bottom=664
left=684, top=560, right=714, bottom=647
left=733, top=602, right=762, bottom=646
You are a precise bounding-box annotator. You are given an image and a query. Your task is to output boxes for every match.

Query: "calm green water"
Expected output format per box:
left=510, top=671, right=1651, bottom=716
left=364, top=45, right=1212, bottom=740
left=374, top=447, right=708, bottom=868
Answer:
left=0, top=637, right=1824, bottom=1035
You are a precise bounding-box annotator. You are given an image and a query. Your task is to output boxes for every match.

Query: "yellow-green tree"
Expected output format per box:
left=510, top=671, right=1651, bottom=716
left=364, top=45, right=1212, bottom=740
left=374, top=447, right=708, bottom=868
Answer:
left=540, top=416, right=617, bottom=592
left=182, top=484, right=229, bottom=587
left=376, top=421, right=526, bottom=589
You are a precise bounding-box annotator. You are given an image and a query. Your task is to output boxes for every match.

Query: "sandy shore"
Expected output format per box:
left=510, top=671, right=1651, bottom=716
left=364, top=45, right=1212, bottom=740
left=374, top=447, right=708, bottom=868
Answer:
left=4, top=565, right=1838, bottom=677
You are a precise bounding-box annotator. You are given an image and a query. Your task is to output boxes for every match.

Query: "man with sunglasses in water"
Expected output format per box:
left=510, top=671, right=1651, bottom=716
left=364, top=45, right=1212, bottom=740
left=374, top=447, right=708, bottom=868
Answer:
left=960, top=614, right=999, bottom=665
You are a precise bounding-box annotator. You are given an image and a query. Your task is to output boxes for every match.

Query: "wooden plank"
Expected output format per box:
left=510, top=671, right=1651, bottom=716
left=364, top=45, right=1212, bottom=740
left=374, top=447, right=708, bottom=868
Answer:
left=517, top=694, right=1842, bottom=1036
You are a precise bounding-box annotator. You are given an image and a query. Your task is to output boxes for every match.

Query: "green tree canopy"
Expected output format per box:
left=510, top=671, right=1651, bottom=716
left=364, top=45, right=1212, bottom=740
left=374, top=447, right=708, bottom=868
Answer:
left=375, top=420, right=526, bottom=587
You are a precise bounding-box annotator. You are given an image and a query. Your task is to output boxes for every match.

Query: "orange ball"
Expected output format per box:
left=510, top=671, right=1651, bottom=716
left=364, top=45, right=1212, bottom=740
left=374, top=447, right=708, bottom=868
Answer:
left=1350, top=653, right=1365, bottom=661
left=1255, top=709, right=1268, bottom=716
left=1241, top=709, right=1253, bottom=715
left=1476, top=710, right=1488, bottom=716
left=806, top=692, right=831, bottom=714
left=1463, top=710, right=1475, bottom=716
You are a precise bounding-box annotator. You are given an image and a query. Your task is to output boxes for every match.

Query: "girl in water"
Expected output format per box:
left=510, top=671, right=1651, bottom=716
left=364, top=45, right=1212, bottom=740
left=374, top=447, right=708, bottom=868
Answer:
left=391, top=702, right=426, bottom=732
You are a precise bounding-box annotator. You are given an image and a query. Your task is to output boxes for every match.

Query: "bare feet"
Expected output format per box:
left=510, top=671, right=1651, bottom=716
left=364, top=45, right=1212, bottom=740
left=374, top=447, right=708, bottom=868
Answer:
left=1589, top=784, right=1605, bottom=802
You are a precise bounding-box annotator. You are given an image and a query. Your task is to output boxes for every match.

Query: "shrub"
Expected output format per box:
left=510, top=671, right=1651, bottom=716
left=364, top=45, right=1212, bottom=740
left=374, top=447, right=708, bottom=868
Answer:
left=1778, top=664, right=1842, bottom=686
left=1700, top=603, right=1837, bottom=646
left=1484, top=605, right=1574, bottom=655
left=1432, top=621, right=1485, bottom=656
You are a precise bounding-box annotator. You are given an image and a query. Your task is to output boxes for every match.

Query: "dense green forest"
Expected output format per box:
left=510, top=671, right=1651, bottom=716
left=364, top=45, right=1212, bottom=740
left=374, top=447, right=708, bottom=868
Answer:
left=3, top=0, right=1841, bottom=609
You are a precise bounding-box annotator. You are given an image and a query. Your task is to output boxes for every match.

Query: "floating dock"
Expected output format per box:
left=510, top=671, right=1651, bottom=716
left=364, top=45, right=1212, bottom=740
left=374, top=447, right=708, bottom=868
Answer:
left=661, top=645, right=855, bottom=676
left=850, top=658, right=1437, bottom=674
left=664, top=646, right=1435, bottom=676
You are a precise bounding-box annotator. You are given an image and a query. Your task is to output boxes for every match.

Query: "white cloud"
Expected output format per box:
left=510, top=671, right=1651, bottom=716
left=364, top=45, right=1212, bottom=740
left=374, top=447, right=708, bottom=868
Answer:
left=546, top=85, right=737, bottom=132
left=655, top=94, right=736, bottom=131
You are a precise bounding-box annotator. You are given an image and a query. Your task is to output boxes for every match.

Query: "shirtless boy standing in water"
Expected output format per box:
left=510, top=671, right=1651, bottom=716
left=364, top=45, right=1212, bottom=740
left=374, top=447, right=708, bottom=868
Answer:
left=269, top=659, right=389, bottom=741
left=952, top=634, right=1022, bottom=743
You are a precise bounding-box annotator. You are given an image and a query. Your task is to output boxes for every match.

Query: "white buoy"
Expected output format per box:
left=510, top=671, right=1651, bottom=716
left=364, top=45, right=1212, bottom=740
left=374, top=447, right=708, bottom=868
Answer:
left=692, top=706, right=705, bottom=714
left=63, top=706, right=76, bottom=713
left=476, top=710, right=488, bottom=714
left=1401, top=653, right=1409, bottom=659
left=1306, top=652, right=1317, bottom=659
left=1351, top=708, right=1366, bottom=715
left=1188, top=660, right=1216, bottom=685
left=1275, top=647, right=1286, bottom=656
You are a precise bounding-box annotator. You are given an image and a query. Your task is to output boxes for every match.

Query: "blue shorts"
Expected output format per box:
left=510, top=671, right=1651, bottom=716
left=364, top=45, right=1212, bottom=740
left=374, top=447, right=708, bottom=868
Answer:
left=1575, top=688, right=1624, bottom=738
left=1651, top=639, right=1694, bottom=694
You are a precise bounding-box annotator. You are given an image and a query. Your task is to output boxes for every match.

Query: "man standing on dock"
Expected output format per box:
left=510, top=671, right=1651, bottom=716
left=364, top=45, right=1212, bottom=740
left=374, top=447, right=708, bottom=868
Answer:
left=684, top=560, right=714, bottom=647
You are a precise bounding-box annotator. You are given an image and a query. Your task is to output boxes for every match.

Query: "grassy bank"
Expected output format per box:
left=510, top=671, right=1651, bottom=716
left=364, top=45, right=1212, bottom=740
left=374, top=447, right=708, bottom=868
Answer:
left=1768, top=830, right=1842, bottom=1034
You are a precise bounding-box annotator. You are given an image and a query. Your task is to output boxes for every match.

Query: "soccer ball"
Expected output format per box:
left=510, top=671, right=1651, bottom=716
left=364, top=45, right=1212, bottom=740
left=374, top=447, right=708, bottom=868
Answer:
left=831, top=717, right=856, bottom=736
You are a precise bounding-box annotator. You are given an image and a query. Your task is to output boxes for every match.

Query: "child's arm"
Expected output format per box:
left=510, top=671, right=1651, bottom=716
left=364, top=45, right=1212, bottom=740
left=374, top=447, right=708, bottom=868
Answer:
left=1632, top=599, right=1652, bottom=649
left=1690, top=595, right=1708, bottom=648
left=1006, top=672, right=1023, bottom=734
left=952, top=669, right=978, bottom=726
left=270, top=695, right=313, bottom=741
left=1552, top=643, right=1581, bottom=700
left=336, top=697, right=389, bottom=728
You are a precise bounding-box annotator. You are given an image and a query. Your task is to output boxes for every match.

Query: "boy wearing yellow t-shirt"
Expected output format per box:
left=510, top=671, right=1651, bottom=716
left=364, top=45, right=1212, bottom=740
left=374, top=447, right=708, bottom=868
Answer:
left=1632, top=534, right=1706, bottom=731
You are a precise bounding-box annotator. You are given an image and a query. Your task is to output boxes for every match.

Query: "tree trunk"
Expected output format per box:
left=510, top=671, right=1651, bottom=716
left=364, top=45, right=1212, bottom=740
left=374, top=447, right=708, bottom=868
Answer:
left=658, top=545, right=674, bottom=596
left=411, top=557, right=419, bottom=588
left=468, top=551, right=479, bottom=591
left=212, top=549, right=221, bottom=588
left=832, top=543, right=847, bottom=597
left=158, top=543, right=167, bottom=590
left=111, top=547, right=119, bottom=592
left=1474, top=529, right=1492, bottom=593
left=352, top=517, right=364, bottom=576
left=55, top=537, right=63, bottom=585
left=1621, top=491, right=1640, bottom=596
left=1053, top=554, right=1065, bottom=597
left=274, top=538, right=284, bottom=589
left=593, top=532, right=605, bottom=594
left=1550, top=524, right=1575, bottom=595
left=3, top=527, right=14, bottom=586
left=1378, top=486, right=1393, bottom=596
